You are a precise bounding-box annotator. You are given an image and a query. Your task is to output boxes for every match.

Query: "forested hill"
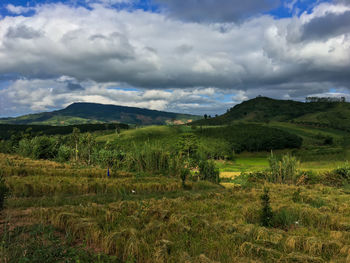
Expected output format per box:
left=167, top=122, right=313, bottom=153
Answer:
left=0, top=102, right=201, bottom=126
left=193, top=96, right=350, bottom=131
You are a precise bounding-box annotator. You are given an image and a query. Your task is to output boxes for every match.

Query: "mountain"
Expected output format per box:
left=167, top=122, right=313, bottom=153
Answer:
left=193, top=96, right=350, bottom=131
left=0, top=102, right=201, bottom=126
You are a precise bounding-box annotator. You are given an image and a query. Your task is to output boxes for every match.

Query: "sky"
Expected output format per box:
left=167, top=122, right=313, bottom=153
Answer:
left=0, top=0, right=350, bottom=117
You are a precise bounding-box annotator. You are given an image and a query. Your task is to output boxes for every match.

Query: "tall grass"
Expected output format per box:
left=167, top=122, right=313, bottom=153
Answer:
left=267, top=152, right=300, bottom=184
left=32, top=182, right=350, bottom=262
left=6, top=176, right=183, bottom=197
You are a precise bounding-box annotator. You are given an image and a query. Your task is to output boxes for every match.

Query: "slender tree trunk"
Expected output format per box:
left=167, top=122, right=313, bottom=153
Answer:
left=88, top=148, right=91, bottom=165
left=75, top=142, right=78, bottom=162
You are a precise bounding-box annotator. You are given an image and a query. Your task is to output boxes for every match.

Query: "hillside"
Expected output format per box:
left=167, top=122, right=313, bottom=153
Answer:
left=193, top=96, right=350, bottom=131
left=0, top=102, right=201, bottom=126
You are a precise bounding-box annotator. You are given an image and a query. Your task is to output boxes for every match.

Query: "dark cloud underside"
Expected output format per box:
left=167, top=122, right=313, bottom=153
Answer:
left=155, top=0, right=280, bottom=22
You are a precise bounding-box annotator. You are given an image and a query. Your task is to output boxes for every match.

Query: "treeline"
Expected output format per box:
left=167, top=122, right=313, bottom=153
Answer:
left=292, top=120, right=350, bottom=133
left=305, top=97, right=346, bottom=103
left=0, top=123, right=129, bottom=140
left=196, top=124, right=302, bottom=154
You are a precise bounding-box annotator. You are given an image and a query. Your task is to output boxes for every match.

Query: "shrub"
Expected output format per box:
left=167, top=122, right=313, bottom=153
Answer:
left=18, top=138, right=33, bottom=157
left=295, top=170, right=321, bottom=185
left=292, top=188, right=302, bottom=203
left=323, top=136, right=333, bottom=145
left=199, top=159, right=220, bottom=184
left=0, top=171, right=9, bottom=210
left=323, top=163, right=350, bottom=187
left=57, top=145, right=73, bottom=163
left=31, top=136, right=59, bottom=159
left=272, top=207, right=298, bottom=229
left=260, top=187, right=273, bottom=227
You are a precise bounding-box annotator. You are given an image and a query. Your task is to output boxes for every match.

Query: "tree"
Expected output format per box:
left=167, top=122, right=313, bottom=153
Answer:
left=204, top=114, right=208, bottom=120
left=115, top=126, right=121, bottom=135
left=80, top=133, right=96, bottom=165
left=71, top=128, right=80, bottom=162
left=177, top=133, right=199, bottom=160
left=199, top=160, right=220, bottom=184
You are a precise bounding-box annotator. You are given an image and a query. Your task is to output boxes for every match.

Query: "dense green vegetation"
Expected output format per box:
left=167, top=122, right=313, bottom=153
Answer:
left=0, top=123, right=129, bottom=140
left=194, top=96, right=350, bottom=132
left=0, top=102, right=200, bottom=126
left=196, top=124, right=302, bottom=153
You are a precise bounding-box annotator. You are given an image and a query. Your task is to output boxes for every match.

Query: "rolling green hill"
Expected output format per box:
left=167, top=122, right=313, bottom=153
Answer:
left=194, top=96, right=350, bottom=131
left=0, top=102, right=201, bottom=126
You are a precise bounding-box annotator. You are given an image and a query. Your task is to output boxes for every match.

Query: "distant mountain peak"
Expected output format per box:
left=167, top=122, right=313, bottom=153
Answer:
left=0, top=102, right=201, bottom=126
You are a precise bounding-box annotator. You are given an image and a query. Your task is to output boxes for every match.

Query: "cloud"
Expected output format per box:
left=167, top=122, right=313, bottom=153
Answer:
left=300, top=10, right=350, bottom=41
left=0, top=2, right=350, bottom=116
left=85, top=0, right=133, bottom=7
left=154, top=0, right=280, bottom=23
left=0, top=78, right=236, bottom=117
left=6, top=4, right=34, bottom=14
left=6, top=25, right=42, bottom=39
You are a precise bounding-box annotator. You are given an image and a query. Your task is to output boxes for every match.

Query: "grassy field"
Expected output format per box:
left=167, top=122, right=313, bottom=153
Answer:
left=1, top=153, right=350, bottom=262
left=1, top=121, right=350, bottom=262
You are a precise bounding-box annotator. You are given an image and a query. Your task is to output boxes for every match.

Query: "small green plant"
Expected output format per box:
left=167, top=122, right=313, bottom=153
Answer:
left=292, top=188, right=302, bottom=203
left=260, top=187, right=273, bottom=227
left=180, top=168, right=190, bottom=188
left=308, top=197, right=326, bottom=208
left=272, top=207, right=298, bottom=229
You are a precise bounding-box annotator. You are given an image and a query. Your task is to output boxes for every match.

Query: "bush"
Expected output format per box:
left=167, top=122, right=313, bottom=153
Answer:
left=199, top=160, right=220, bottom=184
left=57, top=145, right=73, bottom=163
left=323, top=162, right=350, bottom=187
left=18, top=138, right=33, bottom=157
left=31, top=136, right=59, bottom=159
left=323, top=136, right=333, bottom=145
left=0, top=172, right=9, bottom=210
left=272, top=207, right=298, bottom=229
left=295, top=170, right=321, bottom=185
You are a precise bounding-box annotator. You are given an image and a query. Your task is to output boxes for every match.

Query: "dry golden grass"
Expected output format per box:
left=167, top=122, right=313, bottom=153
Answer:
left=2, top=153, right=350, bottom=262
left=219, top=171, right=241, bottom=179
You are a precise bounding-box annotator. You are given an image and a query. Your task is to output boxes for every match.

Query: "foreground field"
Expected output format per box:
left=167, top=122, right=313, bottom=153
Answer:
left=1, top=154, right=350, bottom=262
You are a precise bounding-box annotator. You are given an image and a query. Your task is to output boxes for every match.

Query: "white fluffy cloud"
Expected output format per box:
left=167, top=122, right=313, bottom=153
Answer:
left=0, top=1, right=350, bottom=116
left=0, top=77, right=236, bottom=117
left=6, top=4, right=34, bottom=14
